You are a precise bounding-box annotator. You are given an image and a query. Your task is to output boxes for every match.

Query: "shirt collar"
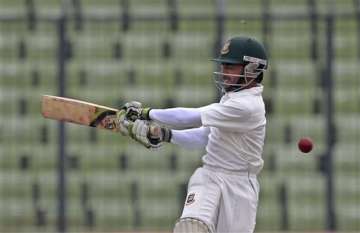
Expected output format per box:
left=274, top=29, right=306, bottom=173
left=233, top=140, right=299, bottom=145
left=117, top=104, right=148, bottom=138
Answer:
left=226, top=84, right=263, bottom=98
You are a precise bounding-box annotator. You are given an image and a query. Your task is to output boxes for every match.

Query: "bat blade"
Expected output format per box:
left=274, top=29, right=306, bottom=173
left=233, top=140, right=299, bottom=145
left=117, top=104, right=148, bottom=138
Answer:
left=41, top=95, right=120, bottom=132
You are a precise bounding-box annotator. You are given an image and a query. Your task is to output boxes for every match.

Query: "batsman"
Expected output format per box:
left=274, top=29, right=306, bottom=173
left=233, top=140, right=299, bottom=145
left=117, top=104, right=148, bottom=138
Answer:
left=117, top=36, right=268, bottom=233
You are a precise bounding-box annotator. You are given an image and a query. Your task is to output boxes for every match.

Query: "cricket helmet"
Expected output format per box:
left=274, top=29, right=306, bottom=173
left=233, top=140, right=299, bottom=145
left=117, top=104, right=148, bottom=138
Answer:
left=212, top=36, right=268, bottom=92
left=212, top=36, right=268, bottom=67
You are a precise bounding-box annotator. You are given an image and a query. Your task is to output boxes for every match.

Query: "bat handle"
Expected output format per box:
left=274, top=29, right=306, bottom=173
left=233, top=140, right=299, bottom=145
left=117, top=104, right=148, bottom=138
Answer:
left=149, top=125, right=161, bottom=138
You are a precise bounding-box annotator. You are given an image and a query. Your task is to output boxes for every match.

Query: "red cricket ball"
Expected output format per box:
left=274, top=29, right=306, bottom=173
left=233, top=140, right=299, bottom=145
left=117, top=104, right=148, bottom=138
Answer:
left=298, top=137, right=313, bottom=153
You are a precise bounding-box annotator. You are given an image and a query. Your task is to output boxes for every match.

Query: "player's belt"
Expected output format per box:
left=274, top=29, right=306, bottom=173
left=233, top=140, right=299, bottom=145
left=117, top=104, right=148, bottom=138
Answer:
left=203, top=164, right=257, bottom=178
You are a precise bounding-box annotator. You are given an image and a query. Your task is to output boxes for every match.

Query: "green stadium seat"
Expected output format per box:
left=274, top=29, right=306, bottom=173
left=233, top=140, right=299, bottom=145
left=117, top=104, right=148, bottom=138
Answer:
left=0, top=0, right=359, bottom=231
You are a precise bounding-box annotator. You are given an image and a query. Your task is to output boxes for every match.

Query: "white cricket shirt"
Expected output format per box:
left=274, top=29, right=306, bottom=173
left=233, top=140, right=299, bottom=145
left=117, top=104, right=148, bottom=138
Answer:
left=200, top=85, right=266, bottom=174
left=149, top=85, right=266, bottom=174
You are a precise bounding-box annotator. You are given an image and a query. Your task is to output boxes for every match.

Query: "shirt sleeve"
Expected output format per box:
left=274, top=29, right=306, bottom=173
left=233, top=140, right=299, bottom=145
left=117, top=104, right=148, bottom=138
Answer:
left=149, top=108, right=202, bottom=129
left=171, top=127, right=210, bottom=149
left=200, top=101, right=253, bottom=132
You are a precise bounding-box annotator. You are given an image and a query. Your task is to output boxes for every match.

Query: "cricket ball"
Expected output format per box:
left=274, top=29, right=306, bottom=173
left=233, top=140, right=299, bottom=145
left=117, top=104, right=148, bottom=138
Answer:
left=298, top=137, right=313, bottom=153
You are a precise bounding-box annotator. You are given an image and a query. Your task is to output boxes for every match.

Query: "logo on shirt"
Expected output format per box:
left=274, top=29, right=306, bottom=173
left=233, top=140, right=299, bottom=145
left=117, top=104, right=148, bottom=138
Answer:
left=185, top=193, right=195, bottom=205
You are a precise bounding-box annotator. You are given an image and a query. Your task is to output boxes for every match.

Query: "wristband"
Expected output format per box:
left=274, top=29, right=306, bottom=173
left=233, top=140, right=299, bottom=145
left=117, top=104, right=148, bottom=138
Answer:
left=140, top=108, right=151, bottom=120
left=161, top=127, right=172, bottom=142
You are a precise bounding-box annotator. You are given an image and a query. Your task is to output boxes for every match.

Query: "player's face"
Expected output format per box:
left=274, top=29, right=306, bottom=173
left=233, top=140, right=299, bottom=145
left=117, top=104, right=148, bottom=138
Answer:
left=221, top=63, right=244, bottom=86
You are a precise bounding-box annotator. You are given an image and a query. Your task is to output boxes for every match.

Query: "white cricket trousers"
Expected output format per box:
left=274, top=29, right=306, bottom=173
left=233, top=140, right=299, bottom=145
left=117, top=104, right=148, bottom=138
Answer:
left=180, top=166, right=259, bottom=233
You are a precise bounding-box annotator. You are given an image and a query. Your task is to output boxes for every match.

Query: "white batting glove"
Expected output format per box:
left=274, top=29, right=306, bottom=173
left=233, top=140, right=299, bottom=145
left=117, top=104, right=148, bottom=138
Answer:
left=128, top=120, right=162, bottom=149
left=121, top=101, right=151, bottom=121
left=128, top=120, right=172, bottom=149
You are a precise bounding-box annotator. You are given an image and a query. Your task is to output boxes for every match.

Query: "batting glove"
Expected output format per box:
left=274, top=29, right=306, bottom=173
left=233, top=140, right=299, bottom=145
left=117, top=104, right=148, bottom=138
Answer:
left=128, top=120, right=172, bottom=149
left=115, top=110, right=130, bottom=136
left=121, top=101, right=151, bottom=121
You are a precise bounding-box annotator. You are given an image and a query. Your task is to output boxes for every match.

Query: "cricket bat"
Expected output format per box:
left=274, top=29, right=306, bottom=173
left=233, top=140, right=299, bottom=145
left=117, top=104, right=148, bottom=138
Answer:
left=41, top=95, right=122, bottom=132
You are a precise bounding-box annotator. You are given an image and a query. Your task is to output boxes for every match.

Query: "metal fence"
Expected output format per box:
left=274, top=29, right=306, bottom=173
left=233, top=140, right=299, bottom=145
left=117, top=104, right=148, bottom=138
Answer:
left=0, top=0, right=359, bottom=232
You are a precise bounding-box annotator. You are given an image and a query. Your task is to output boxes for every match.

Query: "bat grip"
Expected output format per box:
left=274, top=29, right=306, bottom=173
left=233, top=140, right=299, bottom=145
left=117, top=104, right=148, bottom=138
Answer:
left=149, top=125, right=161, bottom=139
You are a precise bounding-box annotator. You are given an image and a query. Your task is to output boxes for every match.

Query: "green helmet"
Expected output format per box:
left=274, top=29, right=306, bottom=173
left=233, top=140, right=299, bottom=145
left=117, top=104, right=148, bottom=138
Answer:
left=212, top=37, right=268, bottom=92
left=212, top=36, right=268, bottom=69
